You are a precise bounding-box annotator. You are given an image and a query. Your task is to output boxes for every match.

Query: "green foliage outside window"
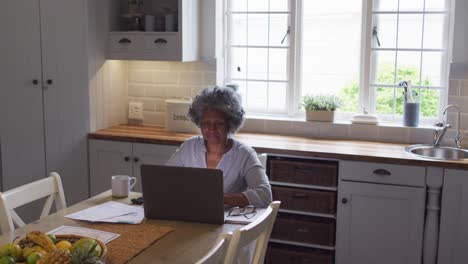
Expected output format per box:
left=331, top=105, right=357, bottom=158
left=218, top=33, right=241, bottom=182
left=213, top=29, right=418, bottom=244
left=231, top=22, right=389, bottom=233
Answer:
left=339, top=64, right=439, bottom=118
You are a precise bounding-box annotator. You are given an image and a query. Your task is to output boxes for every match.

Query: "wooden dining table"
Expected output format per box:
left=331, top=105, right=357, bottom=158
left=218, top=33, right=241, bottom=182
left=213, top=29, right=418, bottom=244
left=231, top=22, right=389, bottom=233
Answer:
left=0, top=191, right=242, bottom=263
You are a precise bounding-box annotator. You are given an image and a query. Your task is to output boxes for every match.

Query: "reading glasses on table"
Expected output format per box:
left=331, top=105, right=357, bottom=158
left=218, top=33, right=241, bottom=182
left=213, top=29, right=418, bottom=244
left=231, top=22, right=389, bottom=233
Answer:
left=227, top=205, right=257, bottom=219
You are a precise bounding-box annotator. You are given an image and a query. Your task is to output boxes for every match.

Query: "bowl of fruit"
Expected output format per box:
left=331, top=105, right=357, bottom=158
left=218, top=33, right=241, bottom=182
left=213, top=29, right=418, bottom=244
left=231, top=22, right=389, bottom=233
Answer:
left=0, top=231, right=106, bottom=264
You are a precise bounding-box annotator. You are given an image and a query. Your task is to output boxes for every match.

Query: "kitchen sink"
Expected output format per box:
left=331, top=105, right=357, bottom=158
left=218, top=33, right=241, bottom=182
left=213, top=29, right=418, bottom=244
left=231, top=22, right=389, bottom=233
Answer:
left=405, top=144, right=468, bottom=160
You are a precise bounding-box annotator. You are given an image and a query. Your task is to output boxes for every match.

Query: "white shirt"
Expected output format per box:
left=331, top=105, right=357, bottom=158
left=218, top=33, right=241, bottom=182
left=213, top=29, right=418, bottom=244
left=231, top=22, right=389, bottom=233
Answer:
left=166, top=136, right=272, bottom=208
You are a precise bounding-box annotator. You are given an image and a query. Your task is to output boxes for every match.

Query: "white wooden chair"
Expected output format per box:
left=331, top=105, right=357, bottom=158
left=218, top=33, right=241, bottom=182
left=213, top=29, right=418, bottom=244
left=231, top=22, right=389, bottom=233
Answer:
left=195, top=232, right=233, bottom=264
left=0, top=172, right=66, bottom=233
left=225, top=201, right=281, bottom=264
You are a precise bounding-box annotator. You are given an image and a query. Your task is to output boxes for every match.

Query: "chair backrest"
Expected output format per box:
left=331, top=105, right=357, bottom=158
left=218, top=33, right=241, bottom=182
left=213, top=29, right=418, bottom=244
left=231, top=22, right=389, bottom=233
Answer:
left=0, top=172, right=66, bottom=233
left=225, top=201, right=281, bottom=264
left=195, top=232, right=233, bottom=264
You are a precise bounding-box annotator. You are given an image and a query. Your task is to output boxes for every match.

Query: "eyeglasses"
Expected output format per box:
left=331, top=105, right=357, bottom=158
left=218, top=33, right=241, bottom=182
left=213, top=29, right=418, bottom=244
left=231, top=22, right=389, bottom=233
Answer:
left=200, top=121, right=226, bottom=129
left=227, top=205, right=257, bottom=219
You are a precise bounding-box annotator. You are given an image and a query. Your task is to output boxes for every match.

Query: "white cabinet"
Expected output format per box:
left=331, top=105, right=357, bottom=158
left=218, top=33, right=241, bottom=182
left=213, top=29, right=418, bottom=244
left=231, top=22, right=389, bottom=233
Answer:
left=336, top=161, right=426, bottom=264
left=438, top=169, right=468, bottom=264
left=107, top=0, right=199, bottom=61
left=0, top=0, right=90, bottom=207
left=89, top=140, right=178, bottom=195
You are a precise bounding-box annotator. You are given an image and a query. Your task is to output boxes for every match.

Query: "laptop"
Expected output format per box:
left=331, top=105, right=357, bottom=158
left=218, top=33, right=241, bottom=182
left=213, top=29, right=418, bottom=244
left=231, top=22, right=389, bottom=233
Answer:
left=140, top=164, right=225, bottom=224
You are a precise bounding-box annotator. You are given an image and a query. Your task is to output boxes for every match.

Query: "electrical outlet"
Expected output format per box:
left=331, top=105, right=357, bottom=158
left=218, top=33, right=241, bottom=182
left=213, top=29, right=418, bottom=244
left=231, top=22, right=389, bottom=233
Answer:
left=128, top=102, right=144, bottom=120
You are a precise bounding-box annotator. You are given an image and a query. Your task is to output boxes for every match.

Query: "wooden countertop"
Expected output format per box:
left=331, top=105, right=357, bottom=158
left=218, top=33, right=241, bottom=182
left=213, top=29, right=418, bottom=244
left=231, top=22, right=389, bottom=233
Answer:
left=88, top=125, right=468, bottom=169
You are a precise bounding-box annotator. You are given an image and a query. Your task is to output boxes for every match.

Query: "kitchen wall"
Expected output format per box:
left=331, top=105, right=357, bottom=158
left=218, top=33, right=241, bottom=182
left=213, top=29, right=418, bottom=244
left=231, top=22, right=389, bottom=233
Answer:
left=447, top=64, right=468, bottom=136
left=117, top=60, right=468, bottom=146
left=127, top=60, right=217, bottom=125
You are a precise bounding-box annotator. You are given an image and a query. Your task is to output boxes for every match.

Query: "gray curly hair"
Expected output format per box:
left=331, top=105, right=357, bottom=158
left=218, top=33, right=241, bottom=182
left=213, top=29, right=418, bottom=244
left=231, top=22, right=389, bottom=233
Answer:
left=189, top=86, right=245, bottom=134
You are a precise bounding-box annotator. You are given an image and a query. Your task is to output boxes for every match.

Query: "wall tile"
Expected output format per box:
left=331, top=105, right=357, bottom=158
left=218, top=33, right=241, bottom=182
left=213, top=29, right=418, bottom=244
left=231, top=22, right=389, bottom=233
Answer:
left=449, top=80, right=460, bottom=96
left=194, top=61, right=216, bottom=72
left=147, top=61, right=171, bottom=71
left=127, top=61, right=154, bottom=70
left=143, top=111, right=165, bottom=126
left=447, top=112, right=468, bottom=131
left=166, top=85, right=190, bottom=99
left=264, top=120, right=292, bottom=136
left=154, top=98, right=166, bottom=112
left=446, top=112, right=458, bottom=129
left=204, top=72, right=217, bottom=85
left=319, top=123, right=348, bottom=139
left=139, top=98, right=158, bottom=111
left=128, top=70, right=154, bottom=83
left=190, top=85, right=206, bottom=98
left=145, top=85, right=166, bottom=98
left=240, top=118, right=265, bottom=133
left=349, top=124, right=379, bottom=141
left=154, top=71, right=179, bottom=84
left=448, top=96, right=468, bottom=113
left=408, top=127, right=434, bottom=144
left=378, top=126, right=410, bottom=143
left=128, top=84, right=146, bottom=97
left=180, top=72, right=204, bottom=85
left=290, top=121, right=320, bottom=138
left=439, top=129, right=458, bottom=147
left=168, top=62, right=188, bottom=72
left=462, top=80, right=468, bottom=94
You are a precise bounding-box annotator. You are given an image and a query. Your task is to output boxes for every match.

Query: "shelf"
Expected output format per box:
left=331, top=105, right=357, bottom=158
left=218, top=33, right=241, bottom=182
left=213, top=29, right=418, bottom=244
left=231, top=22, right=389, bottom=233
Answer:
left=269, top=239, right=335, bottom=251
left=279, top=209, right=336, bottom=219
left=270, top=181, right=337, bottom=191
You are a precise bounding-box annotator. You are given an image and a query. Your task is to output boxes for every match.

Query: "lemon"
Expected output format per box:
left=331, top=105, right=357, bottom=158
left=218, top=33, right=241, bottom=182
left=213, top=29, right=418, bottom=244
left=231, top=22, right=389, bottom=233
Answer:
left=55, top=240, right=72, bottom=251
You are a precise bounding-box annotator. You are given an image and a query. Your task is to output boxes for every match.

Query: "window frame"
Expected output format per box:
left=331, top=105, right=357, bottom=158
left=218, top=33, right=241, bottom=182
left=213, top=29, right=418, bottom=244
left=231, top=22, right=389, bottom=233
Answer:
left=223, top=0, right=454, bottom=123
left=367, top=0, right=453, bottom=124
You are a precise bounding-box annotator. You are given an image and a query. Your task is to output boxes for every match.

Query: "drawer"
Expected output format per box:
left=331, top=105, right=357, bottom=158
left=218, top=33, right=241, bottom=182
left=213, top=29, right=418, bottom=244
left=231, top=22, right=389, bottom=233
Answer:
left=266, top=243, right=334, bottom=264
left=109, top=34, right=144, bottom=52
left=271, top=213, right=336, bottom=246
left=272, top=186, right=336, bottom=214
left=143, top=34, right=179, bottom=60
left=269, top=158, right=338, bottom=187
left=339, top=160, right=426, bottom=187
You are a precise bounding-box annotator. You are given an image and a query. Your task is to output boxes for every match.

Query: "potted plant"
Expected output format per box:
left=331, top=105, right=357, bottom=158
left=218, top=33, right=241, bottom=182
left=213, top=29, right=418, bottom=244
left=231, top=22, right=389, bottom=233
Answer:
left=301, top=94, right=340, bottom=122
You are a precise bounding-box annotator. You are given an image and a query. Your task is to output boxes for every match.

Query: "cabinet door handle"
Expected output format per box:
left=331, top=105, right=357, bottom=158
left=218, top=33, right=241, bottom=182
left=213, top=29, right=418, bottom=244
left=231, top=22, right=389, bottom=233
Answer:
left=134, top=157, right=140, bottom=163
left=32, top=79, right=39, bottom=85
left=47, top=79, right=53, bottom=85
left=292, top=194, right=309, bottom=199
left=118, top=38, right=132, bottom=44
left=341, top=198, right=348, bottom=204
left=373, top=169, right=391, bottom=176
left=296, top=228, right=309, bottom=233
left=124, top=156, right=130, bottom=162
left=154, top=38, right=168, bottom=44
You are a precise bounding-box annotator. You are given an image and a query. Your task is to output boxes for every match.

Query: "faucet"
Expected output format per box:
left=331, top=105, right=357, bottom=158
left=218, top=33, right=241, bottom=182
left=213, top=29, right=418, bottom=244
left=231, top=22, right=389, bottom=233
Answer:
left=433, top=104, right=462, bottom=148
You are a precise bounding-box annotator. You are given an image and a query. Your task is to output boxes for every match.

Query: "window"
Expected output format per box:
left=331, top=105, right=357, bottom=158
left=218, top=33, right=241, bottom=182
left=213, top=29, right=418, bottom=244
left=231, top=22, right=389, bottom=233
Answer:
left=225, top=0, right=453, bottom=122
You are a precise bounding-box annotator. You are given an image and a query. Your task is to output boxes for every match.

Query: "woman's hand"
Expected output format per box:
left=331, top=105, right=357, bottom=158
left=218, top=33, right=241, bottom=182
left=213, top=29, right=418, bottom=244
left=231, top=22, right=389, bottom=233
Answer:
left=224, top=193, right=250, bottom=207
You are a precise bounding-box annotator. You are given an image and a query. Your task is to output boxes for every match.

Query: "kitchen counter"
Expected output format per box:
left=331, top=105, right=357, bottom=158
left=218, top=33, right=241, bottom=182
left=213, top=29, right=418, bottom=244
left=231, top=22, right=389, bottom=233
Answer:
left=88, top=125, right=468, bottom=169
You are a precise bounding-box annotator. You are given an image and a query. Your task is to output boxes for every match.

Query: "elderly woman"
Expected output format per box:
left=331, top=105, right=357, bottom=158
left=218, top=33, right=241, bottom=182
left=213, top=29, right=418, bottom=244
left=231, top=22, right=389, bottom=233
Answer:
left=166, top=86, right=272, bottom=208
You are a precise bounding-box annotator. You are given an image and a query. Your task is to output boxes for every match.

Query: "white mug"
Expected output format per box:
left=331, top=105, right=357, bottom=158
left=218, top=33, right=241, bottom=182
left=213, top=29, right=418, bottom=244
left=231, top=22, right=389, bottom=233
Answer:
left=112, top=175, right=137, bottom=198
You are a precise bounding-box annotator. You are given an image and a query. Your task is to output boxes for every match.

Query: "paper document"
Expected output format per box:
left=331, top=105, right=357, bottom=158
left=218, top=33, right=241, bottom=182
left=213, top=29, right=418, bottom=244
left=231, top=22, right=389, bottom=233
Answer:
left=66, top=201, right=144, bottom=224
left=224, top=208, right=267, bottom=224
left=47, top=225, right=120, bottom=244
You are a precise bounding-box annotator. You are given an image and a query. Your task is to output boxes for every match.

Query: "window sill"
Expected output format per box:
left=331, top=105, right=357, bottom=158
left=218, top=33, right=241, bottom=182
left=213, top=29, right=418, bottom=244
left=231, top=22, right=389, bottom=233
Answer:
left=240, top=114, right=440, bottom=145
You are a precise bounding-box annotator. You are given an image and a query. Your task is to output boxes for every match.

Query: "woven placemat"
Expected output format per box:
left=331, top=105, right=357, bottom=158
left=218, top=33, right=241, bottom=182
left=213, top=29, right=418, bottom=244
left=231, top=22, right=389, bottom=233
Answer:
left=81, top=222, right=174, bottom=264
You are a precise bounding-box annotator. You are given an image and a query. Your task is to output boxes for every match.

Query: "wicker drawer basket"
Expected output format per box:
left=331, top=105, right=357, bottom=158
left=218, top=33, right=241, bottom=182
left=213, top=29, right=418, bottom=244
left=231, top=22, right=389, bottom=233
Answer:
left=272, top=186, right=336, bottom=214
left=269, top=159, right=338, bottom=187
left=271, top=213, right=336, bottom=246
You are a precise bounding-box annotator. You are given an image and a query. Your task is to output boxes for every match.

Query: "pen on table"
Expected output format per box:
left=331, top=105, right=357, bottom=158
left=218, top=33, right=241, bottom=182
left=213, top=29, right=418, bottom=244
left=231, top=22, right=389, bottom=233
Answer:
left=98, top=211, right=138, bottom=221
